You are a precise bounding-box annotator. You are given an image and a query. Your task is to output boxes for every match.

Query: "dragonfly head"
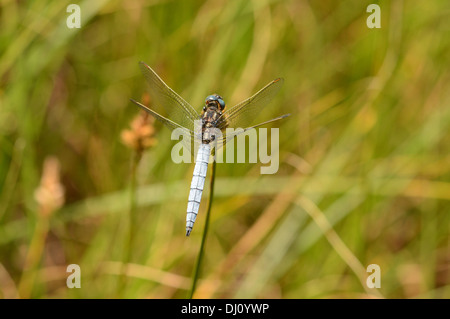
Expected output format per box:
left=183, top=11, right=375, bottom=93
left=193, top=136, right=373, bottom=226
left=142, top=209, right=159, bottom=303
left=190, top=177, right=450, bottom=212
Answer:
left=205, top=94, right=225, bottom=111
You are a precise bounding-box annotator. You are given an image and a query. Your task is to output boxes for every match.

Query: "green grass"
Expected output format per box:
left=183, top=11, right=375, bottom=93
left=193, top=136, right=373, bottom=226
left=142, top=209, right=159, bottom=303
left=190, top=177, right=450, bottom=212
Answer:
left=0, top=0, right=449, bottom=298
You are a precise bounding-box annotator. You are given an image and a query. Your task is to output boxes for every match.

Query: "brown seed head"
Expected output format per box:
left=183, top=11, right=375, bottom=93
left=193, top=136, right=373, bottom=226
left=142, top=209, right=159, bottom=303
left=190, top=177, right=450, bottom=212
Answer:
left=34, top=156, right=65, bottom=217
left=121, top=94, right=157, bottom=153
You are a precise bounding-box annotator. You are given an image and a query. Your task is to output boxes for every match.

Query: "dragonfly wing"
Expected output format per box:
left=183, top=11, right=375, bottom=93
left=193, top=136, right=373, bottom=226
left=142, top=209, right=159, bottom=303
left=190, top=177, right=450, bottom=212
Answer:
left=130, top=98, right=190, bottom=132
left=138, top=62, right=199, bottom=131
left=216, top=78, right=284, bottom=130
left=215, top=113, right=290, bottom=150
left=131, top=98, right=198, bottom=154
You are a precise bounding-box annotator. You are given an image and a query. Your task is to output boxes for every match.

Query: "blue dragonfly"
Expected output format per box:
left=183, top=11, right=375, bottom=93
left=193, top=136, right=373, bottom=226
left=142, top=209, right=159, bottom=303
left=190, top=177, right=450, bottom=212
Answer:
left=131, top=62, right=289, bottom=236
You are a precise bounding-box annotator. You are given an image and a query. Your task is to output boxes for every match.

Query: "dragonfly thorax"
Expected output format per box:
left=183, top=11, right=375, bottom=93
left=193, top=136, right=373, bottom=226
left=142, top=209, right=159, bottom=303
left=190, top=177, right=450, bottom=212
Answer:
left=200, top=94, right=227, bottom=143
left=201, top=107, right=223, bottom=143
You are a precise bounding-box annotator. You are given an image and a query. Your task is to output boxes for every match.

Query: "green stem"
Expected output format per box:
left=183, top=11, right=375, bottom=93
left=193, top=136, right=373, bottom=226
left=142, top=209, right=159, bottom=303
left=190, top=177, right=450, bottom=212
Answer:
left=18, top=215, right=49, bottom=298
left=119, top=151, right=141, bottom=297
left=188, top=159, right=216, bottom=299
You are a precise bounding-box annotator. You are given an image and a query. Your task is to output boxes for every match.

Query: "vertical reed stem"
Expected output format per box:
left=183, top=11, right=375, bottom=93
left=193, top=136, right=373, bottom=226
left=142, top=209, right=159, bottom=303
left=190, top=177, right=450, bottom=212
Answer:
left=18, top=215, right=50, bottom=298
left=119, top=151, right=142, bottom=297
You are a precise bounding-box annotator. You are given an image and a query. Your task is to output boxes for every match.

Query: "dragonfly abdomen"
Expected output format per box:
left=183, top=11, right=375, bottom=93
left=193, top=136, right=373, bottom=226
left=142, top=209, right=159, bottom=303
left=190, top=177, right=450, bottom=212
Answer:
left=186, top=143, right=211, bottom=236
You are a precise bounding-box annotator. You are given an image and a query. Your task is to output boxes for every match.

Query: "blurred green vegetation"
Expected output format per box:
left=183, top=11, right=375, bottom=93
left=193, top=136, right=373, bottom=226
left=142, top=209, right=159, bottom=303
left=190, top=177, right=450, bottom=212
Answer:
left=0, top=0, right=449, bottom=298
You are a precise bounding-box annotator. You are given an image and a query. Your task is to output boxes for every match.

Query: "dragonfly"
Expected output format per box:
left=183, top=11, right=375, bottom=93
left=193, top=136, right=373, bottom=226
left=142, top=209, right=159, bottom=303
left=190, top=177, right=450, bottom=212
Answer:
left=131, top=61, right=289, bottom=236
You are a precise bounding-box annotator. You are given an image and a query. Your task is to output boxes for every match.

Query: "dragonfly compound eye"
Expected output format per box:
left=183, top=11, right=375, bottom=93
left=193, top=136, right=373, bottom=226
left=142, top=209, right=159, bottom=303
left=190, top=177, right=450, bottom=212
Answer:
left=217, top=98, right=225, bottom=110
left=205, top=94, right=225, bottom=110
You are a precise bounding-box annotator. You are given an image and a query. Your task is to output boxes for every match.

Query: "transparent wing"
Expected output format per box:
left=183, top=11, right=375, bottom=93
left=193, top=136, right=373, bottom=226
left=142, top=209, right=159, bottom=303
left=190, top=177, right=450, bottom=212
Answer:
left=215, top=114, right=290, bottom=150
left=130, top=99, right=200, bottom=155
left=138, top=61, right=199, bottom=131
left=130, top=98, right=190, bottom=133
left=216, top=78, right=284, bottom=130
